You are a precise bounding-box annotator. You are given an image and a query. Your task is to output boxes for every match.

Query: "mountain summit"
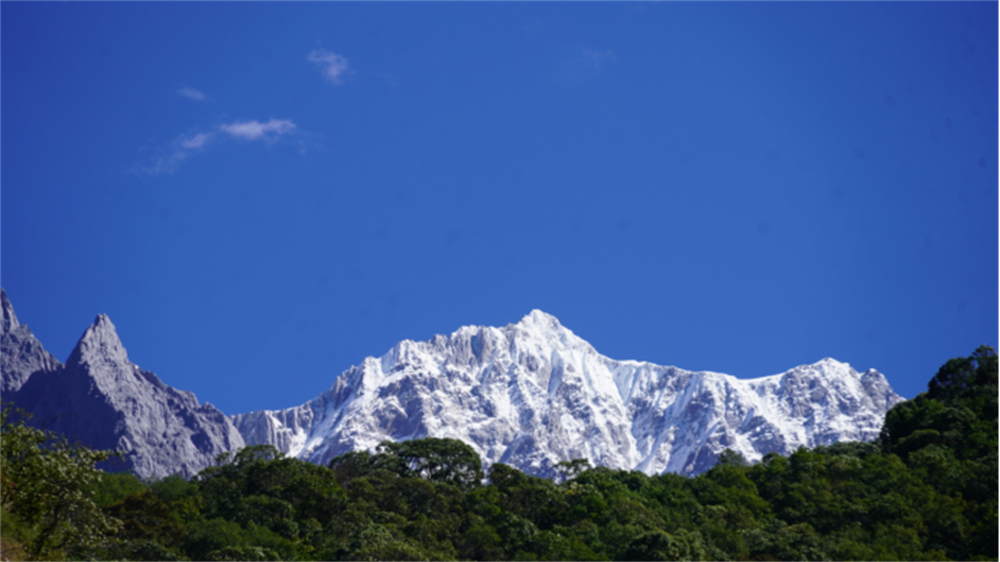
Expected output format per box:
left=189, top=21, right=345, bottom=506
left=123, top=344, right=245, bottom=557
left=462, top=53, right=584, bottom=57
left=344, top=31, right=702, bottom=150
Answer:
left=2, top=288, right=19, bottom=334
left=1, top=289, right=63, bottom=395
left=234, top=311, right=904, bottom=477
left=66, top=314, right=130, bottom=370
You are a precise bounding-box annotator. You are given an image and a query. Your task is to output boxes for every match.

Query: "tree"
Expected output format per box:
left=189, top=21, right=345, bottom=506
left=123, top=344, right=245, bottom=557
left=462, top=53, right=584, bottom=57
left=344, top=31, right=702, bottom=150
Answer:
left=556, top=458, right=592, bottom=483
left=927, top=345, right=997, bottom=402
left=336, top=437, right=486, bottom=490
left=1, top=403, right=123, bottom=560
left=882, top=345, right=998, bottom=462
left=382, top=437, right=485, bottom=489
left=618, top=528, right=708, bottom=561
left=196, top=442, right=344, bottom=556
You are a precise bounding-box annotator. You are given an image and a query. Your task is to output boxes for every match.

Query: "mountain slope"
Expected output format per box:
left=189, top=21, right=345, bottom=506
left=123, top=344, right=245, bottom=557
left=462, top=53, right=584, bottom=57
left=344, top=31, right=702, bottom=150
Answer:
left=234, top=310, right=904, bottom=477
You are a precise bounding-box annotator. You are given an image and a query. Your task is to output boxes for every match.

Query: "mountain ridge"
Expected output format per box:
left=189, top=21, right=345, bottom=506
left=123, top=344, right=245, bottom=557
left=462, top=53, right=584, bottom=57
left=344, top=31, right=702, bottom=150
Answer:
left=1, top=293, right=903, bottom=478
left=1, top=289, right=244, bottom=478
left=233, top=309, right=903, bottom=477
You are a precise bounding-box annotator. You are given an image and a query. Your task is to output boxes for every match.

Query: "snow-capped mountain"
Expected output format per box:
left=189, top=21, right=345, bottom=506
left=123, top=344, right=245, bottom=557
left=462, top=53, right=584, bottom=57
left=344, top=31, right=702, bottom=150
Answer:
left=234, top=310, right=904, bottom=477
left=1, top=289, right=244, bottom=478
left=2, top=290, right=903, bottom=479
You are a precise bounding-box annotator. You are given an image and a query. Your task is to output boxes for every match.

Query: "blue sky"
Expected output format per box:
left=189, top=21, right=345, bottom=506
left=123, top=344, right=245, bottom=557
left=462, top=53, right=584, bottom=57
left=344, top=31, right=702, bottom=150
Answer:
left=2, top=2, right=996, bottom=415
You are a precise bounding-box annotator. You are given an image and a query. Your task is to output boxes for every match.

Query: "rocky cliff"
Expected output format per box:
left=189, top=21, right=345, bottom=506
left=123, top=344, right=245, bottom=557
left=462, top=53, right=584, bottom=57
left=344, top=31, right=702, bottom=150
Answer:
left=1, top=289, right=244, bottom=478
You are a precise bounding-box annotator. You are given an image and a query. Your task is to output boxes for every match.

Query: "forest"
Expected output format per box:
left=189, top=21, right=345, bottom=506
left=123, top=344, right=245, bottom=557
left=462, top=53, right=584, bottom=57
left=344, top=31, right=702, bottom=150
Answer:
left=1, top=345, right=996, bottom=561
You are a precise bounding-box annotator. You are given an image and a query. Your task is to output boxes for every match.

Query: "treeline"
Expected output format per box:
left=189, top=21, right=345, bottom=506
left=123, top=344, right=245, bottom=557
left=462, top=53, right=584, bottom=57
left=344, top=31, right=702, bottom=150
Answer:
left=1, top=346, right=996, bottom=561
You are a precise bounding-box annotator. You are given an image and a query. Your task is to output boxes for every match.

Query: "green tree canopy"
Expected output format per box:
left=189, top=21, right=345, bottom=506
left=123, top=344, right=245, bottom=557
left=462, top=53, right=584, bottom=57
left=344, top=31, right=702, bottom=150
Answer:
left=1, top=404, right=123, bottom=560
left=331, top=437, right=484, bottom=491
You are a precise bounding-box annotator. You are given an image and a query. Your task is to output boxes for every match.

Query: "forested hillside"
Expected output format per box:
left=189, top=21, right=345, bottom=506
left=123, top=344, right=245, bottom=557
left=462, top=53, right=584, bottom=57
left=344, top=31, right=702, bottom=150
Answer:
left=2, top=346, right=996, bottom=561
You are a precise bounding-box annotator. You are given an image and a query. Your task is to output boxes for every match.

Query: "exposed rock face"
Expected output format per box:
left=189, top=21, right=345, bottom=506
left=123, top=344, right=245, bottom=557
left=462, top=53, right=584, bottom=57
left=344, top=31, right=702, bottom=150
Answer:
left=1, top=290, right=244, bottom=478
left=234, top=310, right=905, bottom=477
left=1, top=289, right=63, bottom=394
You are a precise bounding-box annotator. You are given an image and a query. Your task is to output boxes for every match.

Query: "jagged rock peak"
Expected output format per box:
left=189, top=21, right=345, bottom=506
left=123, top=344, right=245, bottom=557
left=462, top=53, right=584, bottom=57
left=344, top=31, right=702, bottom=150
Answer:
left=1, top=288, right=63, bottom=395
left=2, top=288, right=19, bottom=334
left=67, top=314, right=129, bottom=369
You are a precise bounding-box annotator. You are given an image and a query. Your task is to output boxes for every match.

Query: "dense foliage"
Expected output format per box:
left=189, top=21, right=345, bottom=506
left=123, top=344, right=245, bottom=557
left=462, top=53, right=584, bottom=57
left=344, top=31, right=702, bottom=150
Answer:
left=1, top=407, right=122, bottom=560
left=2, top=346, right=996, bottom=561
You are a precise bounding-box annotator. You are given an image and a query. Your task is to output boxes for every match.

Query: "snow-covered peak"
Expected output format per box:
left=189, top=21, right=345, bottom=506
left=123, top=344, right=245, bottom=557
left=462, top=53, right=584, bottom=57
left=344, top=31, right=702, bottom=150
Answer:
left=507, top=309, right=594, bottom=354
left=785, top=357, right=861, bottom=379
left=513, top=309, right=576, bottom=340
left=234, top=310, right=905, bottom=478
left=67, top=314, right=130, bottom=370
left=1, top=289, right=19, bottom=334
left=515, top=309, right=564, bottom=331
left=812, top=356, right=852, bottom=370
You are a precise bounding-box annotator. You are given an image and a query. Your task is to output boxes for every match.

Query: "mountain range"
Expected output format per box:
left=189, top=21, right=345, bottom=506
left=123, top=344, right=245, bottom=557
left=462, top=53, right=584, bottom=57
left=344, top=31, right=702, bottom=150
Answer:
left=1, top=289, right=903, bottom=479
left=1, top=289, right=243, bottom=478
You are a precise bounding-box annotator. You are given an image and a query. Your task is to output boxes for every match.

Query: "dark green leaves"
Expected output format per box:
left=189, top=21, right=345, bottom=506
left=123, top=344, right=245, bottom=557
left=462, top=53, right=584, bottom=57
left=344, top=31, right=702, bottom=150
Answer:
left=1, top=404, right=123, bottom=560
left=330, top=437, right=484, bottom=490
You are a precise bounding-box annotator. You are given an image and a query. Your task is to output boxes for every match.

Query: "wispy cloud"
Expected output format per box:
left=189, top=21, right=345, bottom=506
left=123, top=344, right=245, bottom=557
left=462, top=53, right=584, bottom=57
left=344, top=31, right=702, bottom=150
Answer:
left=219, top=119, right=296, bottom=141
left=177, top=87, right=207, bottom=101
left=307, top=49, right=350, bottom=84
left=181, top=132, right=213, bottom=149
left=133, top=119, right=299, bottom=175
left=134, top=132, right=211, bottom=175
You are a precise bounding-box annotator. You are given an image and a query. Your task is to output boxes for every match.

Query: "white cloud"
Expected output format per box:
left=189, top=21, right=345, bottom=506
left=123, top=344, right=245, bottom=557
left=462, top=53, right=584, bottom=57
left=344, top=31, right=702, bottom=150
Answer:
left=177, top=87, right=207, bottom=101
left=135, top=147, right=193, bottom=176
left=218, top=119, right=296, bottom=141
left=181, top=132, right=213, bottom=149
left=133, top=119, right=298, bottom=175
left=307, top=49, right=350, bottom=84
left=135, top=132, right=214, bottom=175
